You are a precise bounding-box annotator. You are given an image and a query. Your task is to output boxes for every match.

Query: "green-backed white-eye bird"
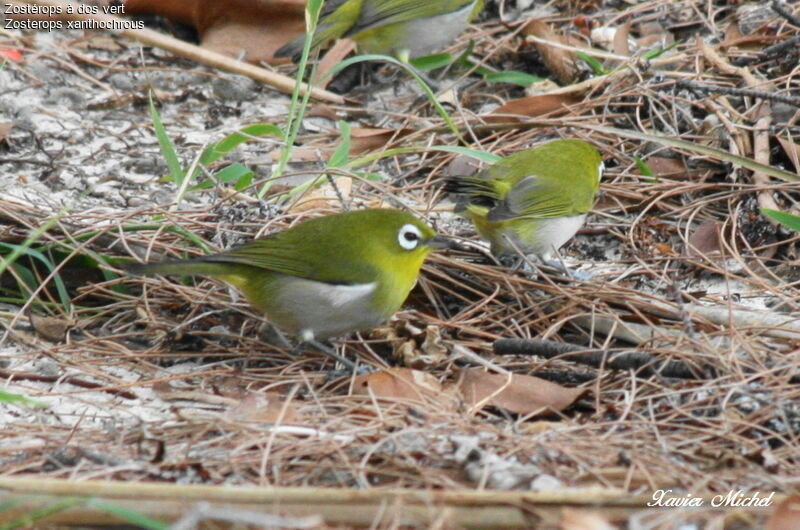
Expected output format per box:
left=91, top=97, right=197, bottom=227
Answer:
left=275, top=0, right=484, bottom=62
left=447, top=138, right=603, bottom=264
left=125, top=209, right=449, bottom=369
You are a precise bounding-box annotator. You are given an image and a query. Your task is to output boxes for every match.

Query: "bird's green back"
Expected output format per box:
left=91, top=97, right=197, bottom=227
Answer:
left=468, top=139, right=602, bottom=220
left=276, top=0, right=480, bottom=59
left=200, top=209, right=435, bottom=285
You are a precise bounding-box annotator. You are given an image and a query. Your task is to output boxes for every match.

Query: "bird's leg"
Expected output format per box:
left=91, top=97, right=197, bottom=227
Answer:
left=393, top=49, right=443, bottom=92
left=407, top=66, right=441, bottom=93
left=500, top=236, right=593, bottom=281
left=541, top=251, right=594, bottom=281
left=258, top=322, right=292, bottom=348
left=498, top=254, right=527, bottom=271
left=291, top=340, right=359, bottom=373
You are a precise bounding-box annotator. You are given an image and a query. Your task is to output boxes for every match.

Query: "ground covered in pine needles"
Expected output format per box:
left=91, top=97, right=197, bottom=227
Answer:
left=1, top=0, right=800, bottom=527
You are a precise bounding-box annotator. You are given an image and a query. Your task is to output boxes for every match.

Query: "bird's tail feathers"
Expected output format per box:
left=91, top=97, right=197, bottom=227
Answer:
left=274, top=37, right=305, bottom=62
left=444, top=176, right=498, bottom=212
left=123, top=257, right=239, bottom=279
left=444, top=176, right=495, bottom=196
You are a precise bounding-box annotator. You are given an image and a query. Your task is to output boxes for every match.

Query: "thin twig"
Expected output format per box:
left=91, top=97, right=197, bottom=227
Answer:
left=674, top=79, right=800, bottom=108
left=18, top=0, right=345, bottom=104
left=493, top=338, right=712, bottom=379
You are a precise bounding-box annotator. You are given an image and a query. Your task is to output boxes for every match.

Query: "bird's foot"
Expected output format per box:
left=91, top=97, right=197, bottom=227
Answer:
left=292, top=340, right=360, bottom=373
left=258, top=322, right=292, bottom=348
left=542, top=259, right=594, bottom=281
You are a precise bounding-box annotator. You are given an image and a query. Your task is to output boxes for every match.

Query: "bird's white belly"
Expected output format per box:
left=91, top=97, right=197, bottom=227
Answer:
left=505, top=214, right=586, bottom=258
left=396, top=2, right=475, bottom=58
left=271, top=277, right=382, bottom=340
left=536, top=214, right=587, bottom=255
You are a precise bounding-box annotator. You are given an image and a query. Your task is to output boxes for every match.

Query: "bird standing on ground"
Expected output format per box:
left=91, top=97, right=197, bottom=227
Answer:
left=446, top=139, right=603, bottom=269
left=125, top=209, right=450, bottom=369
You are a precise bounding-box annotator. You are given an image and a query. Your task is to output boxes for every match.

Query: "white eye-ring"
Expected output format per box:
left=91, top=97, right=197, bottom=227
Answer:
left=398, top=224, right=422, bottom=250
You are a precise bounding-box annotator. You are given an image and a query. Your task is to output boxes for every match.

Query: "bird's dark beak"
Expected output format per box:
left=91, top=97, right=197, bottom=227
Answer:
left=426, top=235, right=455, bottom=249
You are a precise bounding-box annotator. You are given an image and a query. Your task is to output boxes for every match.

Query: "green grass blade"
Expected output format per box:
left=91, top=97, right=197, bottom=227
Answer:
left=261, top=0, right=324, bottom=199
left=345, top=144, right=501, bottom=169
left=410, top=53, right=454, bottom=71
left=275, top=145, right=500, bottom=203
left=324, top=54, right=464, bottom=142
left=0, top=242, right=71, bottom=312
left=0, top=497, right=85, bottom=530
left=0, top=209, right=71, bottom=311
left=762, top=208, right=800, bottom=231
left=634, top=155, right=658, bottom=182
left=642, top=41, right=681, bottom=61
left=190, top=163, right=253, bottom=191
left=576, top=51, right=608, bottom=75
left=483, top=71, right=544, bottom=87
left=148, top=92, right=184, bottom=185
left=199, top=123, right=283, bottom=167
left=578, top=124, right=800, bottom=182
left=0, top=389, right=48, bottom=408
left=87, top=500, right=169, bottom=530
left=329, top=120, right=352, bottom=168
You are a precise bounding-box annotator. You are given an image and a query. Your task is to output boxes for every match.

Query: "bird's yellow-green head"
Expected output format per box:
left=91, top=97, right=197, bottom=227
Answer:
left=125, top=209, right=449, bottom=341
left=275, top=0, right=483, bottom=61
left=446, top=138, right=603, bottom=259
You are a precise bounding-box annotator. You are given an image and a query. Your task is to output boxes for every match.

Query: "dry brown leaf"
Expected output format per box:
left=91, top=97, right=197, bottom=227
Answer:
left=560, top=509, right=616, bottom=530
left=524, top=78, right=562, bottom=97
left=419, top=326, right=448, bottom=364
left=720, top=21, right=771, bottom=51
left=403, top=325, right=449, bottom=368
left=86, top=34, right=123, bottom=52
left=637, top=21, right=673, bottom=49
left=152, top=381, right=236, bottom=405
left=224, top=392, right=300, bottom=424
left=313, top=39, right=358, bottom=89
left=612, top=19, right=632, bottom=57
left=721, top=22, right=745, bottom=49
left=28, top=313, right=73, bottom=342
left=489, top=93, right=579, bottom=121
left=269, top=147, right=332, bottom=163
left=352, top=368, right=452, bottom=409
left=349, top=127, right=413, bottom=155
left=638, top=156, right=688, bottom=178
left=522, top=19, right=578, bottom=85
left=0, top=123, right=13, bottom=143
left=517, top=421, right=562, bottom=434
left=776, top=136, right=800, bottom=173
left=652, top=242, right=678, bottom=256
left=446, top=154, right=481, bottom=177
left=125, top=0, right=306, bottom=64
left=124, top=0, right=197, bottom=25
left=288, top=176, right=352, bottom=213
left=686, top=219, right=724, bottom=258
left=305, top=105, right=342, bottom=121
left=766, top=494, right=800, bottom=530
left=455, top=368, right=586, bottom=416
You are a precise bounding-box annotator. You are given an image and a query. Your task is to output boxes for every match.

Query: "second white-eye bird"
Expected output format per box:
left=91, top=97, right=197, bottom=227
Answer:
left=125, top=209, right=450, bottom=369
left=276, top=0, right=484, bottom=62
left=446, top=138, right=603, bottom=263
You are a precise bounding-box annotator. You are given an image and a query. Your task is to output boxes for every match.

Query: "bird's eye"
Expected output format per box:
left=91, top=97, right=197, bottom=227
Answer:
left=398, top=224, right=422, bottom=250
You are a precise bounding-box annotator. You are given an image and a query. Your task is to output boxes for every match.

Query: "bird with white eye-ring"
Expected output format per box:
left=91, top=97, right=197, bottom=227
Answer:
left=124, top=209, right=451, bottom=371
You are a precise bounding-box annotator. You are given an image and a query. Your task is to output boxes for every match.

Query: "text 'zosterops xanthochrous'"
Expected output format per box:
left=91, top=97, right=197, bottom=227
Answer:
left=276, top=0, right=484, bottom=61
left=447, top=138, right=603, bottom=261
left=125, top=209, right=449, bottom=367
